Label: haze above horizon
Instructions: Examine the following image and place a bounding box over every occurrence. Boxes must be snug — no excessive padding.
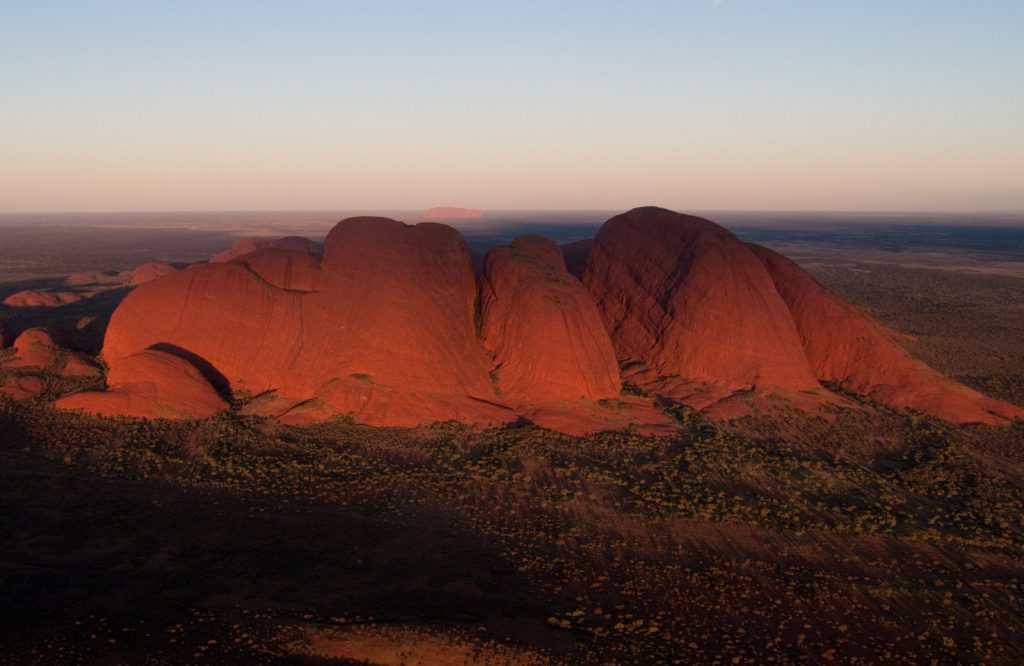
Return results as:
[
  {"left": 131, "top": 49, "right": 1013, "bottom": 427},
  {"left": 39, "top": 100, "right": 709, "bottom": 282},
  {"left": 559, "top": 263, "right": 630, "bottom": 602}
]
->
[{"left": 2, "top": 1, "right": 1022, "bottom": 214}]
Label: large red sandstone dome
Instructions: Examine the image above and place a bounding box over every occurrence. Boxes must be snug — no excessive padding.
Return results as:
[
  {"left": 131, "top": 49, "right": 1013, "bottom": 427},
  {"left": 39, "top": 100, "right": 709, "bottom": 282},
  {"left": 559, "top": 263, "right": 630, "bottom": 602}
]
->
[
  {"left": 91, "top": 218, "right": 514, "bottom": 426},
  {"left": 58, "top": 208, "right": 1022, "bottom": 429},
  {"left": 582, "top": 207, "right": 820, "bottom": 410}
]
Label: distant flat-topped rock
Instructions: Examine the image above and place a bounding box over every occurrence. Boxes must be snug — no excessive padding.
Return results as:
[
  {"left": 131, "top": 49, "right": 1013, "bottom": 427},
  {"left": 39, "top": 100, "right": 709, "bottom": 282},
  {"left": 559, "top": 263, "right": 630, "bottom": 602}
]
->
[{"left": 422, "top": 206, "right": 483, "bottom": 220}]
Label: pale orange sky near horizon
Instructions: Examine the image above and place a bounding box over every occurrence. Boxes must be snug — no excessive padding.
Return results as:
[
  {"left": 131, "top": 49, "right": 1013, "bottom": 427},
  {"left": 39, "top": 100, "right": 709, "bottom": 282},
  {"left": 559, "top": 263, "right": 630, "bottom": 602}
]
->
[{"left": 2, "top": 2, "right": 1022, "bottom": 214}]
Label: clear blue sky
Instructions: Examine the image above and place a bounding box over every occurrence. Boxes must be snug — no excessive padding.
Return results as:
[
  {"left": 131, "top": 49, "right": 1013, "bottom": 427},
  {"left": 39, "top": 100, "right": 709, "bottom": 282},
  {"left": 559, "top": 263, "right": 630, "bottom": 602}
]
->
[{"left": 1, "top": 1, "right": 1022, "bottom": 212}]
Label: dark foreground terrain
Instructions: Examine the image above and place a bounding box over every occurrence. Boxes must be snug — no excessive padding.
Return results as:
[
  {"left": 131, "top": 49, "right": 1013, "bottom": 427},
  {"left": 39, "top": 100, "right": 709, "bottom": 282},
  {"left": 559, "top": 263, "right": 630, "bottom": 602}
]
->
[
  {"left": 2, "top": 387, "right": 1024, "bottom": 664},
  {"left": 1, "top": 213, "right": 1023, "bottom": 664}
]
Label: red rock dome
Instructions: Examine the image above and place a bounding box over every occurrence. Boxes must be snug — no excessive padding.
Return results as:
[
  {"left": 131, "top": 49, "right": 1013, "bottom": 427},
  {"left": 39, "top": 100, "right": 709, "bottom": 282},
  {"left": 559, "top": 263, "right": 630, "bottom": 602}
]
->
[
  {"left": 480, "top": 235, "right": 674, "bottom": 434},
  {"left": 67, "top": 208, "right": 1021, "bottom": 430},
  {"left": 97, "top": 217, "right": 514, "bottom": 427},
  {"left": 5, "top": 328, "right": 61, "bottom": 369},
  {"left": 582, "top": 207, "right": 820, "bottom": 410},
  {"left": 480, "top": 236, "right": 619, "bottom": 405},
  {"left": 230, "top": 248, "right": 322, "bottom": 292},
  {"left": 56, "top": 349, "right": 227, "bottom": 419}
]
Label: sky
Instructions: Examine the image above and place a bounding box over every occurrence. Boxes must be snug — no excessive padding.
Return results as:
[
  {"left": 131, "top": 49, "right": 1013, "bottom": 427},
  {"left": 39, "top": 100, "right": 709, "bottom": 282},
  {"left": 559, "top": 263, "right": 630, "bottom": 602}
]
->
[{"left": 1, "top": 1, "right": 1022, "bottom": 213}]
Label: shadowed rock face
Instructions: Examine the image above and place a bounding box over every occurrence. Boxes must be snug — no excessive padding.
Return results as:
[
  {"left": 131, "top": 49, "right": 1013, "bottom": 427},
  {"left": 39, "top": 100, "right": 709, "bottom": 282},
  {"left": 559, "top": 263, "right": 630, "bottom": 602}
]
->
[
  {"left": 67, "top": 208, "right": 1022, "bottom": 430},
  {"left": 582, "top": 207, "right": 821, "bottom": 409},
  {"left": 750, "top": 244, "right": 1024, "bottom": 424},
  {"left": 559, "top": 239, "right": 593, "bottom": 279},
  {"left": 480, "top": 236, "right": 621, "bottom": 406}
]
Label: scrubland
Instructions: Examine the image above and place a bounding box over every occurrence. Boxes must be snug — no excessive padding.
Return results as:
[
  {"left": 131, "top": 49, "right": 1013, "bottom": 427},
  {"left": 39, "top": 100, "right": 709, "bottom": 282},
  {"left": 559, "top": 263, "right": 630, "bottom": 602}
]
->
[{"left": 2, "top": 388, "right": 1023, "bottom": 663}]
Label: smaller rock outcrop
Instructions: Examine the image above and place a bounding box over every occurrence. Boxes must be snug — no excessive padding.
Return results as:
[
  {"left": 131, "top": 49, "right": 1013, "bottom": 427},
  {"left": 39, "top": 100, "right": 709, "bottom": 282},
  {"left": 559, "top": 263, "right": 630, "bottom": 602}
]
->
[
  {"left": 56, "top": 349, "right": 228, "bottom": 420},
  {"left": 1, "top": 327, "right": 100, "bottom": 376},
  {"left": 4, "top": 328, "right": 62, "bottom": 369},
  {"left": 210, "top": 236, "right": 322, "bottom": 263},
  {"left": 0, "top": 376, "right": 46, "bottom": 400},
  {"left": 122, "top": 262, "right": 178, "bottom": 286},
  {"left": 65, "top": 262, "right": 177, "bottom": 288},
  {"left": 3, "top": 290, "right": 83, "bottom": 308}
]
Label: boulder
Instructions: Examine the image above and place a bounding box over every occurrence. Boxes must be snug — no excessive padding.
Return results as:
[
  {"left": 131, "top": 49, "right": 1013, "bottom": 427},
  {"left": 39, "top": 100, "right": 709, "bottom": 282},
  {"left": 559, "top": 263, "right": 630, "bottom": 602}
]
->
[{"left": 56, "top": 349, "right": 227, "bottom": 420}]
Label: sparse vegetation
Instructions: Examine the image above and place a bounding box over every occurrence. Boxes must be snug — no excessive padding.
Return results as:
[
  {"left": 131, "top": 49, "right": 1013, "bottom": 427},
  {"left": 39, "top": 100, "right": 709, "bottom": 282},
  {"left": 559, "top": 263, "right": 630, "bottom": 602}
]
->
[{"left": 2, "top": 388, "right": 1023, "bottom": 663}]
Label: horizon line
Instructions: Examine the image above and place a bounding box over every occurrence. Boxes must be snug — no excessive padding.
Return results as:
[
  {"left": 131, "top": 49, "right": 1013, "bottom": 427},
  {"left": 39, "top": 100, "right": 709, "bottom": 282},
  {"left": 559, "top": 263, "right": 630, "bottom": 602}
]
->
[{"left": 3, "top": 207, "right": 1024, "bottom": 217}]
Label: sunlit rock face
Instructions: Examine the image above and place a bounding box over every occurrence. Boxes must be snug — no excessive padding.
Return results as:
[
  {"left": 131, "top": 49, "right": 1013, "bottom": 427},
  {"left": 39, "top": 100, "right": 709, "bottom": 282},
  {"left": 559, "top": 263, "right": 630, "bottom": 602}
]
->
[
  {"left": 5, "top": 328, "right": 63, "bottom": 369},
  {"left": 750, "top": 244, "right": 1024, "bottom": 424},
  {"left": 56, "top": 349, "right": 228, "bottom": 419},
  {"left": 481, "top": 235, "right": 620, "bottom": 405},
  {"left": 97, "top": 217, "right": 514, "bottom": 427},
  {"left": 64, "top": 208, "right": 1022, "bottom": 429}
]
